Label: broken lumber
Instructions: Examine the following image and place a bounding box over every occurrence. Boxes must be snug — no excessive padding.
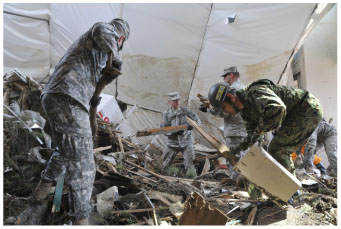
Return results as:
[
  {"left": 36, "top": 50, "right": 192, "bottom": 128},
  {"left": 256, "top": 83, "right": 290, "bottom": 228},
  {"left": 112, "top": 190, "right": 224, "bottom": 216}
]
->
[
  {"left": 179, "top": 192, "right": 228, "bottom": 225},
  {"left": 123, "top": 160, "right": 171, "bottom": 183},
  {"left": 94, "top": 145, "right": 112, "bottom": 153},
  {"left": 136, "top": 125, "right": 187, "bottom": 137},
  {"left": 246, "top": 206, "right": 257, "bottom": 225},
  {"left": 186, "top": 117, "right": 238, "bottom": 165},
  {"left": 111, "top": 208, "right": 155, "bottom": 214}
]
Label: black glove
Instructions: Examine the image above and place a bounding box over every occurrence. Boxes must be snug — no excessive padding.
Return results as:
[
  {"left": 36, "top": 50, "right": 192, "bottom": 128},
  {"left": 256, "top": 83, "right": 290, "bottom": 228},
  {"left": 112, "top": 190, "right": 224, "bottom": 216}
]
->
[
  {"left": 112, "top": 60, "right": 122, "bottom": 71},
  {"left": 187, "top": 124, "right": 193, "bottom": 130},
  {"left": 199, "top": 105, "right": 208, "bottom": 112},
  {"left": 90, "top": 96, "right": 102, "bottom": 107},
  {"left": 229, "top": 146, "right": 240, "bottom": 155},
  {"left": 101, "top": 66, "right": 122, "bottom": 84}
]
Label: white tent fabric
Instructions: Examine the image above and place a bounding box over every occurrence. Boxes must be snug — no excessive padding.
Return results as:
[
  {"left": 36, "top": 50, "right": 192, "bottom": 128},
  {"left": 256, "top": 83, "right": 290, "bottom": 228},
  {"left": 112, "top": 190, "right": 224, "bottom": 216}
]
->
[
  {"left": 5, "top": 3, "right": 331, "bottom": 146},
  {"left": 3, "top": 3, "right": 316, "bottom": 112},
  {"left": 3, "top": 3, "right": 50, "bottom": 79}
]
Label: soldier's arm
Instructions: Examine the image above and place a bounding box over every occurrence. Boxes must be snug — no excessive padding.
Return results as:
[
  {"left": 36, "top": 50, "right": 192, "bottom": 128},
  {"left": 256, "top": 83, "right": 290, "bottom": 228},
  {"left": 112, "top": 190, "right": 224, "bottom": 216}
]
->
[
  {"left": 250, "top": 86, "right": 286, "bottom": 133},
  {"left": 91, "top": 23, "right": 121, "bottom": 67},
  {"left": 185, "top": 108, "right": 201, "bottom": 125},
  {"left": 236, "top": 122, "right": 263, "bottom": 151},
  {"left": 209, "top": 107, "right": 231, "bottom": 119}
]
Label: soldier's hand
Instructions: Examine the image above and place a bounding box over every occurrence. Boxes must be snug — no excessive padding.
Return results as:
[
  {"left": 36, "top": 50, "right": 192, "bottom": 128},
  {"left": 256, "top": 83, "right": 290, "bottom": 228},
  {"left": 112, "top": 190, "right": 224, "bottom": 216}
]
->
[
  {"left": 199, "top": 105, "right": 208, "bottom": 112},
  {"left": 187, "top": 124, "right": 193, "bottom": 130},
  {"left": 177, "top": 130, "right": 185, "bottom": 135},
  {"left": 229, "top": 146, "right": 240, "bottom": 155},
  {"left": 90, "top": 96, "right": 102, "bottom": 107},
  {"left": 102, "top": 66, "right": 122, "bottom": 84}
]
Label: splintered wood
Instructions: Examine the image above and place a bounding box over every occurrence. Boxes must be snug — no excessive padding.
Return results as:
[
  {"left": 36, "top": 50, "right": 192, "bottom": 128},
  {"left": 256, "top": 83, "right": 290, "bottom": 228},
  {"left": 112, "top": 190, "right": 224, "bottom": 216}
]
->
[
  {"left": 179, "top": 192, "right": 227, "bottom": 225},
  {"left": 136, "top": 125, "right": 187, "bottom": 137},
  {"left": 186, "top": 117, "right": 238, "bottom": 165}
]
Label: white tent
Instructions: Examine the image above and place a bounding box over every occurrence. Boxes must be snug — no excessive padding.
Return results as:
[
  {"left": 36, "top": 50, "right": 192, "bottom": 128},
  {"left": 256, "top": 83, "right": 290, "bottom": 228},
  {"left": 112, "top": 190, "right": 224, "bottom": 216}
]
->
[{"left": 3, "top": 3, "right": 337, "bottom": 149}]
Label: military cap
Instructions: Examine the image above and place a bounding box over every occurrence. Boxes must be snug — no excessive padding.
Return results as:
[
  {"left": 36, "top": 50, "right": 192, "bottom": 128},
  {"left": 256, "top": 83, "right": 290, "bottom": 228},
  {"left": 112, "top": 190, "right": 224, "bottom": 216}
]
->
[
  {"left": 221, "top": 66, "right": 238, "bottom": 77},
  {"left": 168, "top": 92, "right": 181, "bottom": 101}
]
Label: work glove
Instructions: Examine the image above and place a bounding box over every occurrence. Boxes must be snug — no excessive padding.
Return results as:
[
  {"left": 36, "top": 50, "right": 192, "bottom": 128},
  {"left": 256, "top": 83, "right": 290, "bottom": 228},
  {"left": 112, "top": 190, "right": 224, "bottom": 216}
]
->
[
  {"left": 90, "top": 96, "right": 102, "bottom": 107},
  {"left": 101, "top": 66, "right": 122, "bottom": 85},
  {"left": 199, "top": 104, "right": 208, "bottom": 112},
  {"left": 112, "top": 59, "right": 122, "bottom": 71},
  {"left": 229, "top": 145, "right": 241, "bottom": 156},
  {"left": 187, "top": 124, "right": 193, "bottom": 130},
  {"left": 176, "top": 130, "right": 185, "bottom": 135}
]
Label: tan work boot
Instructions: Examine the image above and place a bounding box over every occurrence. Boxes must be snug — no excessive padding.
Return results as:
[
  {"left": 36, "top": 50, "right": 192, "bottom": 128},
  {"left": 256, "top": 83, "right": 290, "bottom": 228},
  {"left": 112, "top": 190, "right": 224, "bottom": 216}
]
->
[
  {"left": 32, "top": 180, "right": 52, "bottom": 202},
  {"left": 73, "top": 218, "right": 89, "bottom": 225}
]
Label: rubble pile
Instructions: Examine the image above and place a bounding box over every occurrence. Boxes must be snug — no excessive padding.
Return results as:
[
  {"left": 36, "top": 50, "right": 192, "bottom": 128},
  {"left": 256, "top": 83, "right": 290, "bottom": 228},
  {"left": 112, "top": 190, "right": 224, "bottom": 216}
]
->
[{"left": 3, "top": 70, "right": 338, "bottom": 226}]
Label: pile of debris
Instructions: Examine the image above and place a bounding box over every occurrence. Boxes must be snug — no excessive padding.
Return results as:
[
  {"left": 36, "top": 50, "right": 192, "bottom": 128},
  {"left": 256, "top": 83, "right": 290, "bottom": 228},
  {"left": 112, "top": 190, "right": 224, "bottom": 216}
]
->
[{"left": 3, "top": 69, "right": 337, "bottom": 226}]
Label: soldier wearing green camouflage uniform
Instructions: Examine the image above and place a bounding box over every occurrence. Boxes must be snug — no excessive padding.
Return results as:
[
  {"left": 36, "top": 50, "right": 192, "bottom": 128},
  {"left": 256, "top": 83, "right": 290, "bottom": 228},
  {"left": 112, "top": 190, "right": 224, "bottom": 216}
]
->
[
  {"left": 161, "top": 92, "right": 201, "bottom": 178},
  {"left": 302, "top": 118, "right": 337, "bottom": 176},
  {"left": 33, "top": 18, "right": 130, "bottom": 225},
  {"left": 208, "top": 79, "right": 323, "bottom": 174}
]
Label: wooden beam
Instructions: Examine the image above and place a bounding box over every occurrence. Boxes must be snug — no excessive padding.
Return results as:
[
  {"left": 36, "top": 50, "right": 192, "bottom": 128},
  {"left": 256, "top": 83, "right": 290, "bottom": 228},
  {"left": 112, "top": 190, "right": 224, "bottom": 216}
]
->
[
  {"left": 123, "top": 160, "right": 172, "bottom": 183},
  {"left": 186, "top": 117, "right": 238, "bottom": 166},
  {"left": 136, "top": 125, "right": 187, "bottom": 137},
  {"left": 93, "top": 145, "right": 112, "bottom": 153}
]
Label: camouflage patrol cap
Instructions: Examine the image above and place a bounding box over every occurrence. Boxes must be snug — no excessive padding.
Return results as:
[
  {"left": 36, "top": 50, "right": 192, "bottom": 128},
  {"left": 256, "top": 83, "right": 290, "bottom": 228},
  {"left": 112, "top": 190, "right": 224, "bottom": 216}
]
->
[
  {"left": 221, "top": 66, "right": 238, "bottom": 77},
  {"left": 110, "top": 18, "right": 130, "bottom": 40},
  {"left": 168, "top": 92, "right": 181, "bottom": 101}
]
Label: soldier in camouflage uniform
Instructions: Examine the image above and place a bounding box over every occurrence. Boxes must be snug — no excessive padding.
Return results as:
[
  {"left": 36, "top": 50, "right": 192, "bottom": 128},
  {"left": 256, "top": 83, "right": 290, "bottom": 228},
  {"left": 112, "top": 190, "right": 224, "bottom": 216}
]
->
[
  {"left": 200, "top": 66, "right": 247, "bottom": 169},
  {"left": 302, "top": 118, "right": 337, "bottom": 176},
  {"left": 208, "top": 79, "right": 323, "bottom": 174},
  {"left": 32, "top": 18, "right": 130, "bottom": 225},
  {"left": 161, "top": 92, "right": 201, "bottom": 179}
]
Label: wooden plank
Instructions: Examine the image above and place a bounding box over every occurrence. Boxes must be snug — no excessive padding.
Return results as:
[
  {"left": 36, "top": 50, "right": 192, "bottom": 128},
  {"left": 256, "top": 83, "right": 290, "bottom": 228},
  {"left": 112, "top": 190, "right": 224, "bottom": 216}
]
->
[
  {"left": 123, "top": 160, "right": 172, "bottom": 183},
  {"left": 111, "top": 208, "right": 154, "bottom": 214},
  {"left": 117, "top": 135, "right": 125, "bottom": 153},
  {"left": 200, "top": 157, "right": 210, "bottom": 175},
  {"left": 246, "top": 206, "right": 257, "bottom": 225},
  {"left": 136, "top": 125, "right": 187, "bottom": 137},
  {"left": 186, "top": 117, "right": 238, "bottom": 166},
  {"left": 93, "top": 145, "right": 112, "bottom": 153}
]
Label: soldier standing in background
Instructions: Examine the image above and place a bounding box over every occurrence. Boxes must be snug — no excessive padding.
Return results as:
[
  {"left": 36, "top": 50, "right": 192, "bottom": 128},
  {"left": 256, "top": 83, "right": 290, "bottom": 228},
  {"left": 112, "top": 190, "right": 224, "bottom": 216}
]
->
[
  {"left": 161, "top": 92, "right": 201, "bottom": 179},
  {"left": 32, "top": 18, "right": 130, "bottom": 225},
  {"left": 199, "top": 66, "right": 247, "bottom": 173},
  {"left": 302, "top": 118, "right": 337, "bottom": 177}
]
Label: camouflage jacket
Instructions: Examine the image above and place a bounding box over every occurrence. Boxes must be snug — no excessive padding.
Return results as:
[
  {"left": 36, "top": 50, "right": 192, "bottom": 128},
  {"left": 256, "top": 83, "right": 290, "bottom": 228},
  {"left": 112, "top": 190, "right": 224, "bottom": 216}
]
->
[
  {"left": 236, "top": 79, "right": 322, "bottom": 151},
  {"left": 161, "top": 106, "right": 201, "bottom": 147},
  {"left": 209, "top": 79, "right": 247, "bottom": 137},
  {"left": 42, "top": 22, "right": 122, "bottom": 112}
]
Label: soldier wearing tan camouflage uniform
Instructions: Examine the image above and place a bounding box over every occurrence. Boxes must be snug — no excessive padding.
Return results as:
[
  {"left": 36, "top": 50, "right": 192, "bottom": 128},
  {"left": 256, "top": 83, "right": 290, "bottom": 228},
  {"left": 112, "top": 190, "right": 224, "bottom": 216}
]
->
[
  {"left": 302, "top": 118, "right": 337, "bottom": 176},
  {"left": 161, "top": 92, "right": 201, "bottom": 178},
  {"left": 33, "top": 18, "right": 130, "bottom": 225},
  {"left": 200, "top": 66, "right": 247, "bottom": 169},
  {"left": 208, "top": 79, "right": 323, "bottom": 174}
]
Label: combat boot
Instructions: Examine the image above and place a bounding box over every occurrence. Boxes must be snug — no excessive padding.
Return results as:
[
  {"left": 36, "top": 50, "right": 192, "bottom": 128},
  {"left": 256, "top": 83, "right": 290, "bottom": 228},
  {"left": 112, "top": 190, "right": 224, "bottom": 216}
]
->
[
  {"left": 32, "top": 180, "right": 53, "bottom": 202},
  {"left": 73, "top": 218, "right": 89, "bottom": 225}
]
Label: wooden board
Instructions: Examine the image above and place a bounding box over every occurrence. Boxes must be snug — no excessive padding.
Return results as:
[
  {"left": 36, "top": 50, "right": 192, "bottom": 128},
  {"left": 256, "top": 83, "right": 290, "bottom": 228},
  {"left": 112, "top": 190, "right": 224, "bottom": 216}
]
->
[
  {"left": 136, "top": 125, "right": 187, "bottom": 137},
  {"left": 186, "top": 117, "right": 238, "bottom": 165}
]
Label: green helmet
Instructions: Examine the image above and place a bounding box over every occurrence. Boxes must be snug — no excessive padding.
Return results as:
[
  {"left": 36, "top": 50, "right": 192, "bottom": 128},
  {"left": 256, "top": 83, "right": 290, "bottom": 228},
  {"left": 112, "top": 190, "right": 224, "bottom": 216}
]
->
[
  {"left": 208, "top": 82, "right": 236, "bottom": 111},
  {"left": 111, "top": 18, "right": 130, "bottom": 40}
]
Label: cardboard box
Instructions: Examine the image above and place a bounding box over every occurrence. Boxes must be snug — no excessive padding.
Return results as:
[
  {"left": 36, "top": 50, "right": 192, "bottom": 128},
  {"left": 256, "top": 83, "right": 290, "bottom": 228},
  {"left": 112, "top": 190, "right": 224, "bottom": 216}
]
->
[{"left": 234, "top": 144, "right": 301, "bottom": 202}]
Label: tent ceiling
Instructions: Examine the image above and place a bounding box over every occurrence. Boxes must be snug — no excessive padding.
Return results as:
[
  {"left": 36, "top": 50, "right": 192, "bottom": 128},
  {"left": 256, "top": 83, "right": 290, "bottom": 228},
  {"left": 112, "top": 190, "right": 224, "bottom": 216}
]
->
[{"left": 3, "top": 3, "right": 317, "bottom": 113}]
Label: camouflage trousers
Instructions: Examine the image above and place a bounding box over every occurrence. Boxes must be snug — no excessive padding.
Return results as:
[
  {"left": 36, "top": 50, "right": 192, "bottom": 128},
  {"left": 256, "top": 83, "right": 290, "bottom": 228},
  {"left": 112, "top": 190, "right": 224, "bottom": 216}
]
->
[
  {"left": 41, "top": 94, "right": 95, "bottom": 220},
  {"left": 161, "top": 144, "right": 195, "bottom": 173},
  {"left": 268, "top": 96, "right": 323, "bottom": 174},
  {"left": 303, "top": 131, "right": 337, "bottom": 171}
]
